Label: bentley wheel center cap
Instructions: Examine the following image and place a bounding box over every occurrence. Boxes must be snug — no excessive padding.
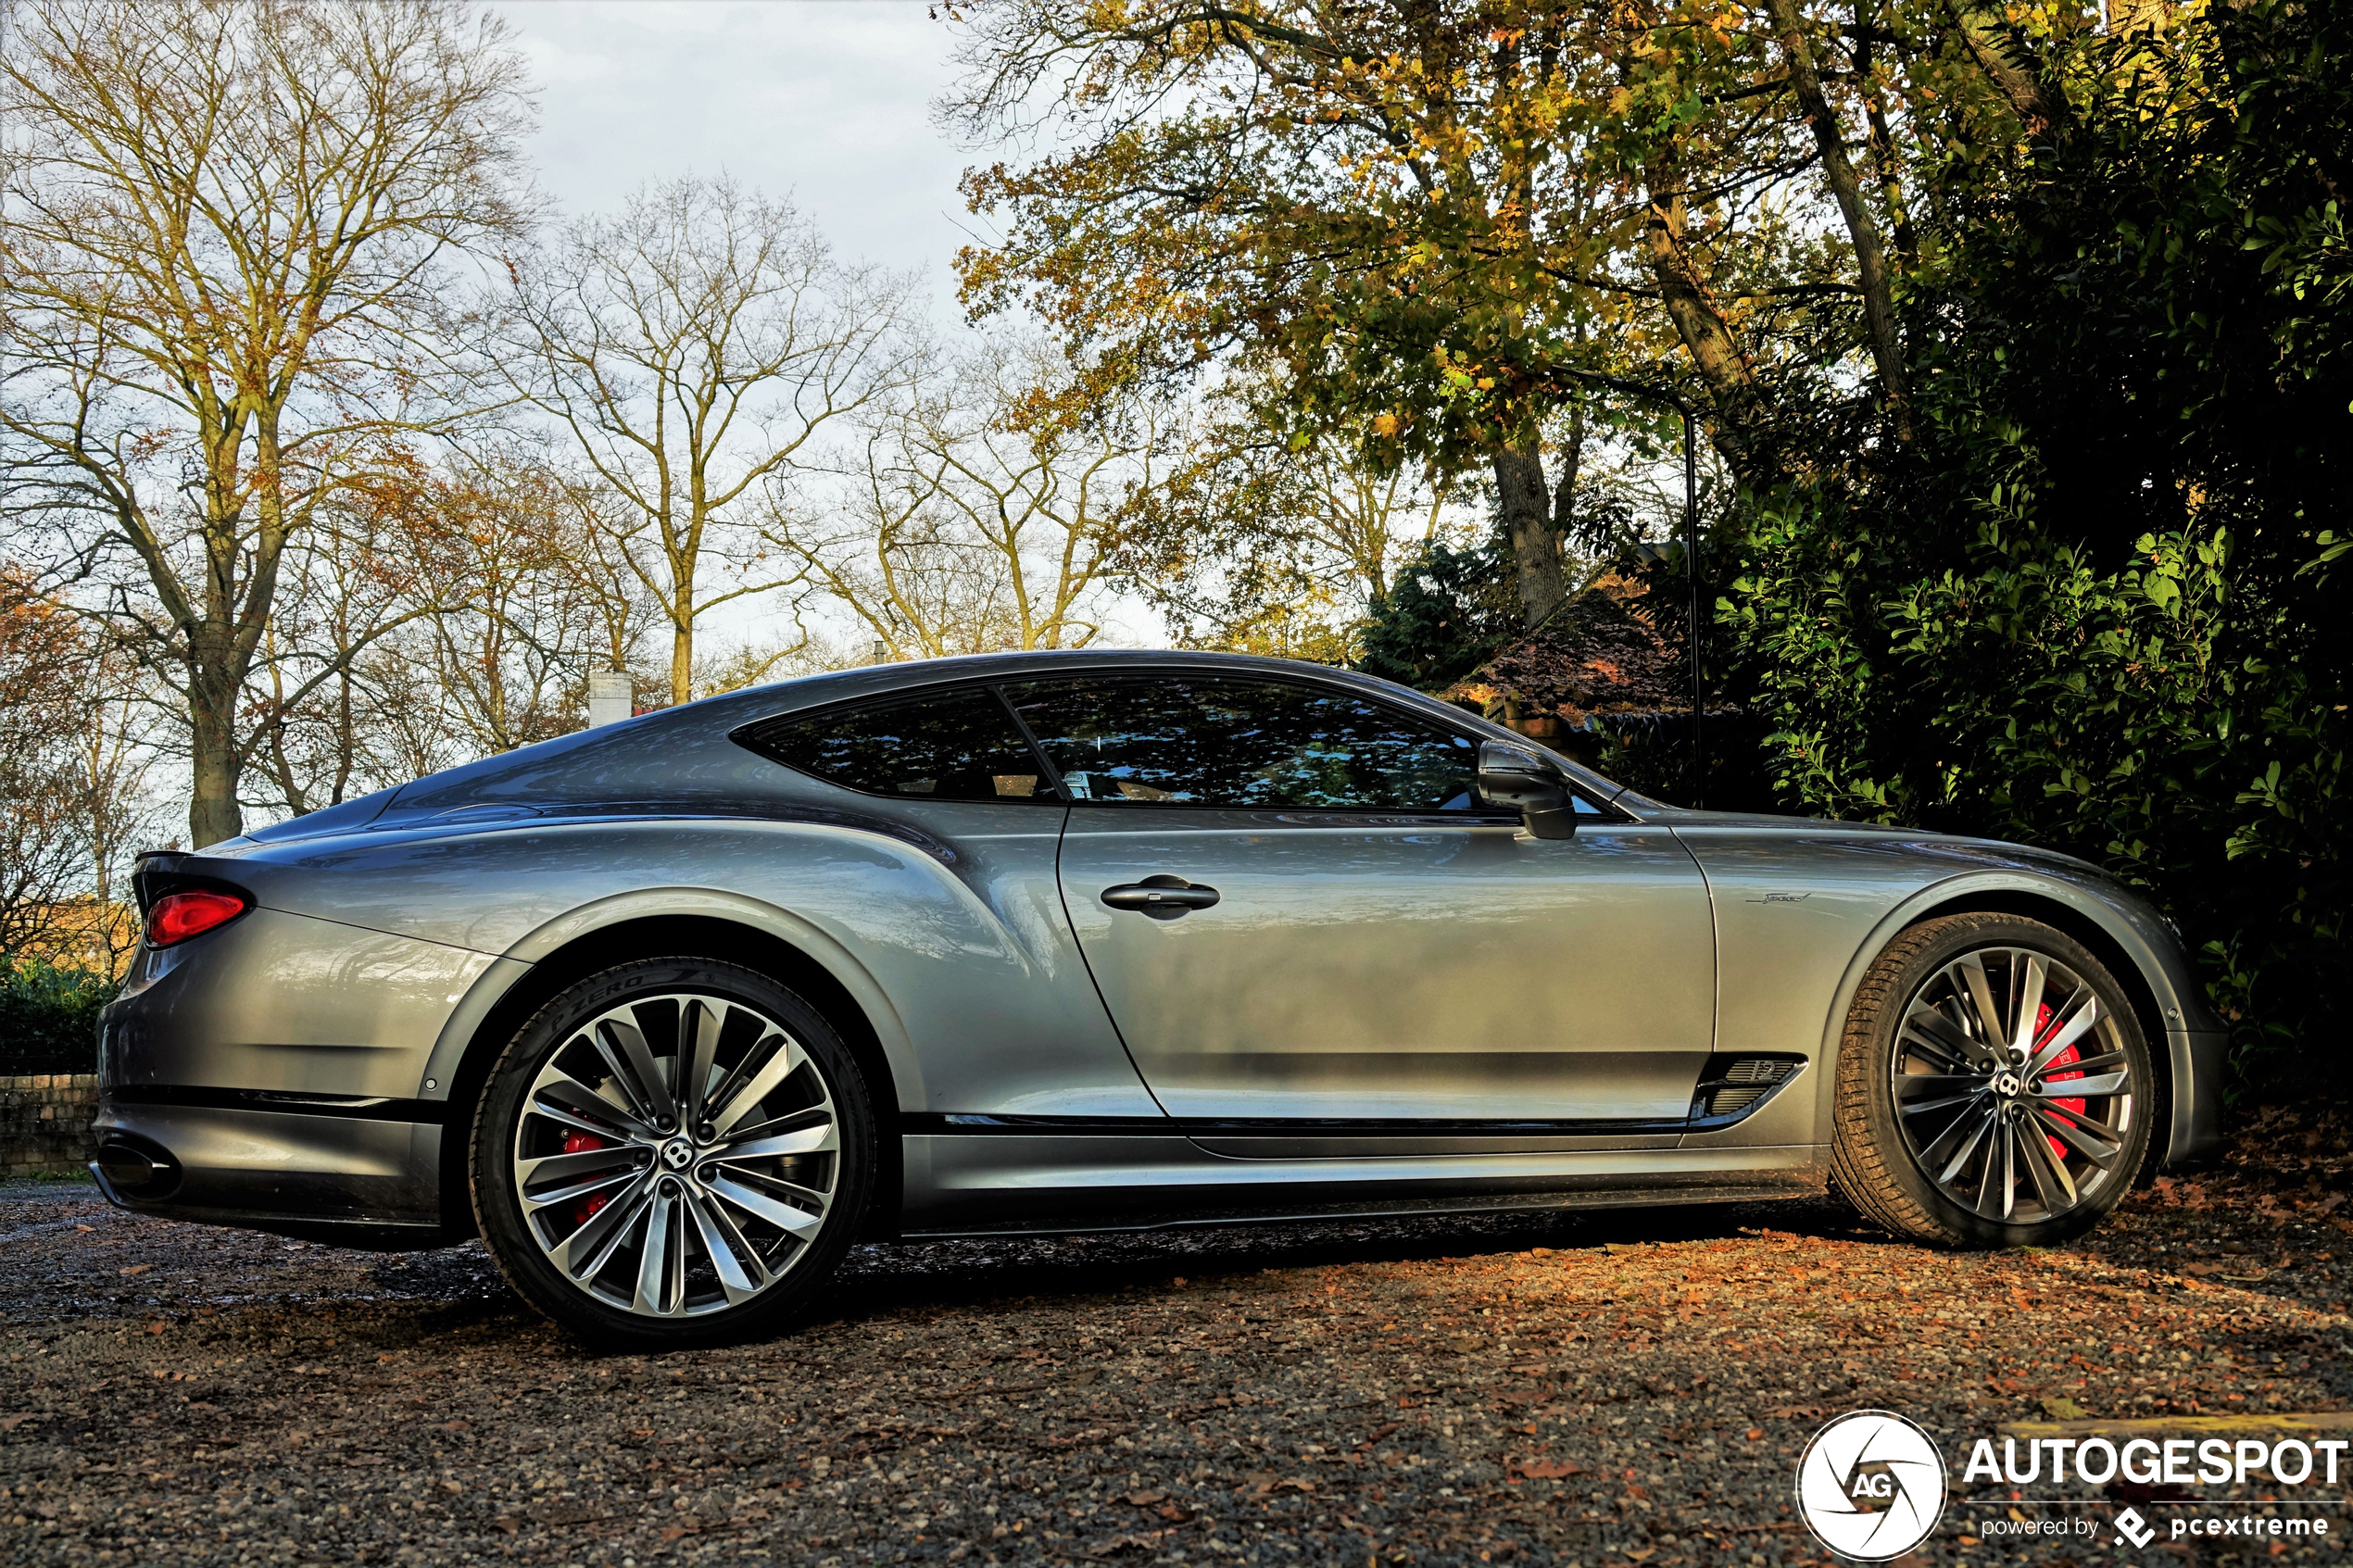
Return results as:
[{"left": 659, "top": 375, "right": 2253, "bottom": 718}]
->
[
  {"left": 661, "top": 1137, "right": 696, "bottom": 1172},
  {"left": 1994, "top": 1071, "right": 2022, "bottom": 1098}
]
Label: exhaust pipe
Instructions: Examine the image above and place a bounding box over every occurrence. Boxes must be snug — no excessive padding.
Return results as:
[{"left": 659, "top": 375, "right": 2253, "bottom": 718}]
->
[{"left": 93, "top": 1136, "right": 182, "bottom": 1200}]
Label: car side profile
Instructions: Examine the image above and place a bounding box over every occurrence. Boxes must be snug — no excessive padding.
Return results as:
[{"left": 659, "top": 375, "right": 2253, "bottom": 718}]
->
[{"left": 93, "top": 651, "right": 2225, "bottom": 1345}]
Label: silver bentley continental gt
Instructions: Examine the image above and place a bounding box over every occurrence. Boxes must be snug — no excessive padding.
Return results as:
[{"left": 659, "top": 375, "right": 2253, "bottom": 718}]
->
[{"left": 94, "top": 652, "right": 2226, "bottom": 1345}]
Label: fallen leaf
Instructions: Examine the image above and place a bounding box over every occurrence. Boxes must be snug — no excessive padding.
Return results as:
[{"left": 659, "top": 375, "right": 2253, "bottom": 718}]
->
[
  {"left": 1516, "top": 1459, "right": 1585, "bottom": 1479},
  {"left": 2039, "top": 1397, "right": 2087, "bottom": 1421}
]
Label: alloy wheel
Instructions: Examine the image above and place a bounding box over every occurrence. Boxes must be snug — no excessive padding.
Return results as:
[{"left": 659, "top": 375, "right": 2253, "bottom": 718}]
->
[
  {"left": 1889, "top": 946, "right": 2139, "bottom": 1224},
  {"left": 509, "top": 992, "right": 839, "bottom": 1317}
]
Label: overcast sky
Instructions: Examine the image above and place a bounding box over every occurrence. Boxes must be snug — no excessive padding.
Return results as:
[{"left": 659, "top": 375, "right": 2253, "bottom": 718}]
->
[{"left": 498, "top": 1, "right": 981, "bottom": 320}]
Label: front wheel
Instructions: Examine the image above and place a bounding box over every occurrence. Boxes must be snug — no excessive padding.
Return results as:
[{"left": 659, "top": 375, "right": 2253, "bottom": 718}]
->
[
  {"left": 470, "top": 958, "right": 875, "bottom": 1347},
  {"left": 1831, "top": 913, "right": 2156, "bottom": 1248}
]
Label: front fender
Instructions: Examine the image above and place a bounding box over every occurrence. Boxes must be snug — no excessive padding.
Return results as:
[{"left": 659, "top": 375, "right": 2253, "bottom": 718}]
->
[{"left": 1808, "top": 869, "right": 2223, "bottom": 1170}]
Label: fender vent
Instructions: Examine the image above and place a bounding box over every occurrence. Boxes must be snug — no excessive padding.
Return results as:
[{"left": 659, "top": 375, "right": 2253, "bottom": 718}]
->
[{"left": 1690, "top": 1056, "right": 1806, "bottom": 1126}]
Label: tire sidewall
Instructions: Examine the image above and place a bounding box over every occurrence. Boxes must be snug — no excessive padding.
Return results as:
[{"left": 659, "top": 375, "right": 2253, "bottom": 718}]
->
[
  {"left": 470, "top": 957, "right": 875, "bottom": 1348},
  {"left": 1850, "top": 917, "right": 2155, "bottom": 1248}
]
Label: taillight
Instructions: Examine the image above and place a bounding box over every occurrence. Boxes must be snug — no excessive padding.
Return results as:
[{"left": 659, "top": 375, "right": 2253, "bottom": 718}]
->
[{"left": 145, "top": 888, "right": 250, "bottom": 947}]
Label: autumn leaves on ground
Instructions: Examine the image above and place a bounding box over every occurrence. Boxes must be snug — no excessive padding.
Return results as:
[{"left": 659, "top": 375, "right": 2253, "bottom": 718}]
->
[{"left": 4, "top": 1109, "right": 2350, "bottom": 1566}]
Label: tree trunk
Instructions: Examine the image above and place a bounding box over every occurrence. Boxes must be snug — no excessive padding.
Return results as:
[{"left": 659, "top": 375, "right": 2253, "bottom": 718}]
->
[
  {"left": 1854, "top": 0, "right": 1920, "bottom": 274},
  {"left": 1552, "top": 401, "right": 1589, "bottom": 553},
  {"left": 669, "top": 616, "right": 694, "bottom": 709},
  {"left": 187, "top": 669, "right": 243, "bottom": 848},
  {"left": 1764, "top": 0, "right": 1912, "bottom": 439},
  {"left": 1493, "top": 443, "right": 1567, "bottom": 629},
  {"left": 1950, "top": 1, "right": 2070, "bottom": 137},
  {"left": 1642, "top": 156, "right": 1774, "bottom": 486}
]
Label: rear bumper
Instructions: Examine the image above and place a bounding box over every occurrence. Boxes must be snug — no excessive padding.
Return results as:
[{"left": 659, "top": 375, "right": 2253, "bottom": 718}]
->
[
  {"left": 93, "top": 905, "right": 491, "bottom": 1242},
  {"left": 92, "top": 1095, "right": 451, "bottom": 1248}
]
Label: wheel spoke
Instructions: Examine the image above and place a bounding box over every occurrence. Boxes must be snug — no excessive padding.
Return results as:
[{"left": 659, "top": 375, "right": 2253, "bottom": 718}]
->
[
  {"left": 709, "top": 1032, "right": 806, "bottom": 1136},
  {"left": 1931, "top": 1099, "right": 1998, "bottom": 1185},
  {"left": 2016, "top": 1115, "right": 2078, "bottom": 1210},
  {"left": 633, "top": 1191, "right": 681, "bottom": 1315},
  {"left": 2028, "top": 995, "right": 2100, "bottom": 1075},
  {"left": 549, "top": 1177, "right": 652, "bottom": 1280},
  {"left": 1896, "top": 1072, "right": 1984, "bottom": 1099},
  {"left": 1984, "top": 1115, "right": 2018, "bottom": 1220},
  {"left": 517, "top": 1145, "right": 638, "bottom": 1186},
  {"left": 2009, "top": 955, "right": 2047, "bottom": 1058},
  {"left": 683, "top": 1189, "right": 766, "bottom": 1305},
  {"left": 529, "top": 1072, "right": 653, "bottom": 1142},
  {"left": 1900, "top": 1010, "right": 1981, "bottom": 1072},
  {"left": 715, "top": 1121, "right": 838, "bottom": 1161},
  {"left": 519, "top": 1163, "right": 642, "bottom": 1212},
  {"left": 2043, "top": 1071, "right": 2129, "bottom": 1098},
  {"left": 1956, "top": 955, "right": 2008, "bottom": 1053},
  {"left": 678, "top": 1000, "right": 724, "bottom": 1127},
  {"left": 600, "top": 1017, "right": 677, "bottom": 1127},
  {"left": 717, "top": 1104, "right": 831, "bottom": 1146},
  {"left": 2032, "top": 1104, "right": 2123, "bottom": 1168},
  {"left": 709, "top": 1173, "right": 826, "bottom": 1241}
]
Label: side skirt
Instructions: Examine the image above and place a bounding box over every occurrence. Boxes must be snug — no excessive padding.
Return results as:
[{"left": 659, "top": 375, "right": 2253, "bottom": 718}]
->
[{"left": 900, "top": 1132, "right": 1828, "bottom": 1236}]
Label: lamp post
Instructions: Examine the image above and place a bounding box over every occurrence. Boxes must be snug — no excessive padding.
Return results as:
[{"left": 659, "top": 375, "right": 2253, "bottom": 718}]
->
[{"left": 1681, "top": 406, "right": 1703, "bottom": 809}]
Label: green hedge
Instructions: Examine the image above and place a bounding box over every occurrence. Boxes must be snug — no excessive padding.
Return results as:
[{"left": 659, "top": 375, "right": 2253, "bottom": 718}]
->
[{"left": 0, "top": 960, "right": 115, "bottom": 1075}]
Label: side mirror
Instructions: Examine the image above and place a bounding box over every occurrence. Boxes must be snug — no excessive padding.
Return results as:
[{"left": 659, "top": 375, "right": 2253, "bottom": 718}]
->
[{"left": 1477, "top": 740, "right": 1578, "bottom": 839}]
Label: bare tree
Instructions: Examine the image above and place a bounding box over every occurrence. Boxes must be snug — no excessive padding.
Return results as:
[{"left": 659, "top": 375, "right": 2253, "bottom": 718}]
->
[
  {"left": 0, "top": 569, "right": 95, "bottom": 957},
  {"left": 0, "top": 0, "right": 535, "bottom": 846},
  {"left": 769, "top": 337, "right": 1163, "bottom": 658},
  {"left": 0, "top": 567, "right": 163, "bottom": 968},
  {"left": 405, "top": 450, "right": 616, "bottom": 758},
  {"left": 503, "top": 177, "right": 919, "bottom": 708}
]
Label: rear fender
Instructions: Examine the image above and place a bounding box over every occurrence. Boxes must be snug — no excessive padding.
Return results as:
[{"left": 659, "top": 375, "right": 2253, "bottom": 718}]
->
[{"left": 420, "top": 887, "right": 916, "bottom": 1109}]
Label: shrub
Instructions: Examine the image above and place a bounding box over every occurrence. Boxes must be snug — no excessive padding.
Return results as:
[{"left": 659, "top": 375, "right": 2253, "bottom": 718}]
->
[{"left": 0, "top": 959, "right": 115, "bottom": 1075}]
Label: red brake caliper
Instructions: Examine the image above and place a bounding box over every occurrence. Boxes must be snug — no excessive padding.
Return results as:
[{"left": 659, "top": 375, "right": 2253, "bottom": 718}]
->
[
  {"left": 2032, "top": 1001, "right": 2085, "bottom": 1162},
  {"left": 563, "top": 1129, "right": 611, "bottom": 1226}
]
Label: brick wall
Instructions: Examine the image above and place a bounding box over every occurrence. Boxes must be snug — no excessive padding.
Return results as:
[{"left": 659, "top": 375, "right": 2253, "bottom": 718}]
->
[{"left": 0, "top": 1073, "right": 99, "bottom": 1177}]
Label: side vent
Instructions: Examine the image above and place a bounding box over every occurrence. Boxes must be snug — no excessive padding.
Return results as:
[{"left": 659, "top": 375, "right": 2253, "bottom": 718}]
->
[{"left": 1689, "top": 1055, "right": 1806, "bottom": 1127}]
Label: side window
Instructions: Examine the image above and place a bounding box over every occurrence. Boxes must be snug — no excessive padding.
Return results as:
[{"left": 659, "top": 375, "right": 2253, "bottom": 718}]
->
[
  {"left": 1003, "top": 676, "right": 1482, "bottom": 811},
  {"left": 743, "top": 689, "right": 1049, "bottom": 802}
]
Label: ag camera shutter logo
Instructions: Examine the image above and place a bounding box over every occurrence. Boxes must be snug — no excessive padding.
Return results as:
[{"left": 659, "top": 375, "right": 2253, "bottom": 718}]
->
[{"left": 1794, "top": 1410, "right": 1949, "bottom": 1561}]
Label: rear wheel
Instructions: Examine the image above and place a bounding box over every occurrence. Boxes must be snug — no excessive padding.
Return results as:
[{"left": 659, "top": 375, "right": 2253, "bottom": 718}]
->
[
  {"left": 470, "top": 958, "right": 874, "bottom": 1347},
  {"left": 1831, "top": 913, "right": 2155, "bottom": 1248}
]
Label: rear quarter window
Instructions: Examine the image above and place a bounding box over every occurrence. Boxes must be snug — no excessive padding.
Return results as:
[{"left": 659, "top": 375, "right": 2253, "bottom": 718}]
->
[{"left": 738, "top": 689, "right": 1050, "bottom": 802}]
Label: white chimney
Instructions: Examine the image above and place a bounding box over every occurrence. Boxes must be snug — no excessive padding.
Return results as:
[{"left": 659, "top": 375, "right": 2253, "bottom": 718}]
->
[{"left": 586, "top": 671, "right": 633, "bottom": 728}]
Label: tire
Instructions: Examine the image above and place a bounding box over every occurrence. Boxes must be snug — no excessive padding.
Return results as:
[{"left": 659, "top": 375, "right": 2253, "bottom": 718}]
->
[
  {"left": 1830, "top": 913, "right": 2156, "bottom": 1248},
  {"left": 470, "top": 957, "right": 875, "bottom": 1348}
]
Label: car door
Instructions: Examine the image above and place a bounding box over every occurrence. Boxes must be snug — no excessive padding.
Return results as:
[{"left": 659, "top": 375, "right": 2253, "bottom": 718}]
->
[
  {"left": 1009, "top": 671, "right": 1718, "bottom": 1148},
  {"left": 737, "top": 682, "right": 1164, "bottom": 1121}
]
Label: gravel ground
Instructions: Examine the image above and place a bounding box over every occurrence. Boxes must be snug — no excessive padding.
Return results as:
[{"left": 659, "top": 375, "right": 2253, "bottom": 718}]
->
[{"left": 6, "top": 1139, "right": 2353, "bottom": 1567}]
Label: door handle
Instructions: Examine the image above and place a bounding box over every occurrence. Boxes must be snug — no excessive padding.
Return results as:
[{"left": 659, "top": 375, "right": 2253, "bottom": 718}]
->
[{"left": 1100, "top": 876, "right": 1221, "bottom": 919}]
